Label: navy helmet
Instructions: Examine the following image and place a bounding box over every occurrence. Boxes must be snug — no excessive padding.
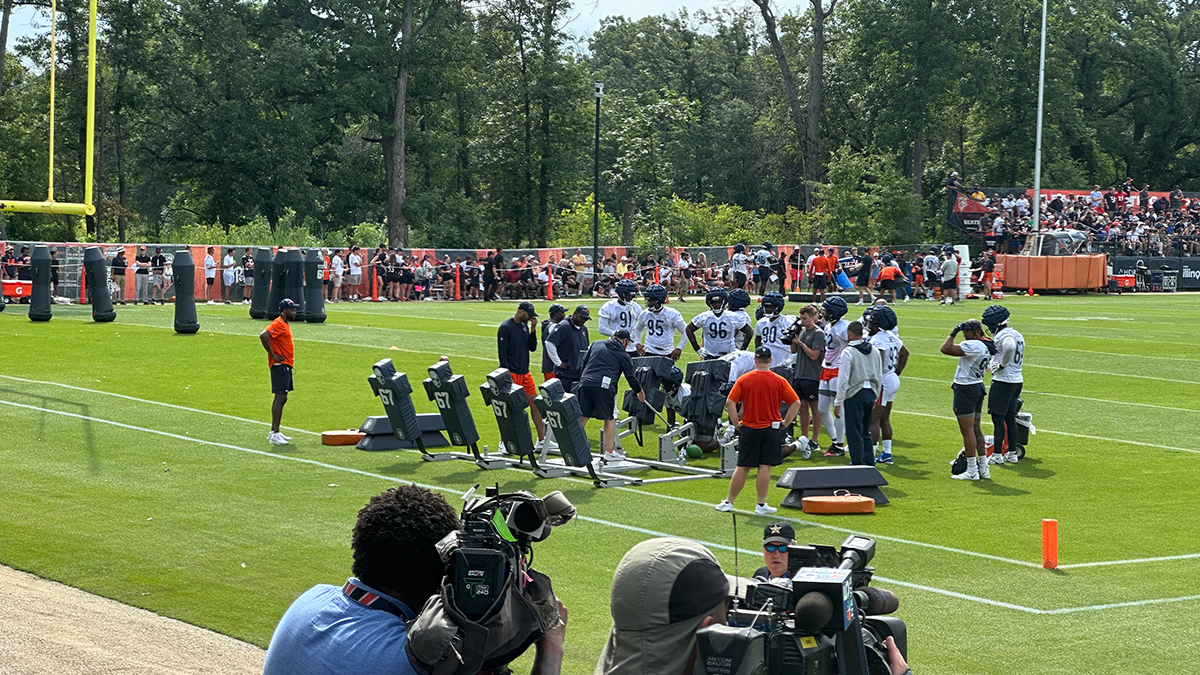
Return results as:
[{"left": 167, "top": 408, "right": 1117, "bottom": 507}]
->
[
  {"left": 982, "top": 304, "right": 1010, "bottom": 333},
  {"left": 615, "top": 278, "right": 638, "bottom": 303},
  {"left": 733, "top": 243, "right": 746, "bottom": 254},
  {"left": 761, "top": 291, "right": 786, "bottom": 316},
  {"left": 644, "top": 283, "right": 668, "bottom": 310},
  {"left": 820, "top": 296, "right": 848, "bottom": 322},
  {"left": 867, "top": 305, "right": 898, "bottom": 332},
  {"left": 728, "top": 288, "right": 752, "bottom": 312},
  {"left": 706, "top": 287, "right": 728, "bottom": 313}
]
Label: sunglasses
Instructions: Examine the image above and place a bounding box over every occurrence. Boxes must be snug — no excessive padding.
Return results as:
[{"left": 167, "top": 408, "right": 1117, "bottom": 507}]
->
[{"left": 764, "top": 544, "right": 789, "bottom": 553}]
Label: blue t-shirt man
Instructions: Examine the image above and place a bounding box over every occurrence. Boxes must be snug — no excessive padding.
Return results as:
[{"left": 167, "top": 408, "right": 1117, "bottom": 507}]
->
[{"left": 262, "top": 578, "right": 422, "bottom": 675}]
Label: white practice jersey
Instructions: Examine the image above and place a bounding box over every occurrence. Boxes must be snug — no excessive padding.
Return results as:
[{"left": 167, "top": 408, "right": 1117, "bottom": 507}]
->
[
  {"left": 721, "top": 350, "right": 757, "bottom": 381},
  {"left": 822, "top": 319, "right": 850, "bottom": 370},
  {"left": 599, "top": 299, "right": 642, "bottom": 350},
  {"left": 870, "top": 330, "right": 904, "bottom": 377},
  {"left": 731, "top": 253, "right": 751, "bottom": 275},
  {"left": 954, "top": 339, "right": 991, "bottom": 385},
  {"left": 692, "top": 310, "right": 750, "bottom": 356},
  {"left": 754, "top": 249, "right": 772, "bottom": 267},
  {"left": 756, "top": 314, "right": 795, "bottom": 368},
  {"left": 989, "top": 327, "right": 1024, "bottom": 383},
  {"left": 635, "top": 306, "right": 688, "bottom": 355}
]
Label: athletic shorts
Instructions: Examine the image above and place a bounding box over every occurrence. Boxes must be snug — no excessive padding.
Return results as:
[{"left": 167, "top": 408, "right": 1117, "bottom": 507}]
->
[
  {"left": 941, "top": 279, "right": 957, "bottom": 290},
  {"left": 924, "top": 275, "right": 938, "bottom": 288},
  {"left": 812, "top": 274, "right": 827, "bottom": 290},
  {"left": 737, "top": 425, "right": 783, "bottom": 467},
  {"left": 794, "top": 378, "right": 819, "bottom": 402},
  {"left": 987, "top": 380, "right": 1023, "bottom": 416},
  {"left": 244, "top": 276, "right": 254, "bottom": 287},
  {"left": 271, "top": 364, "right": 294, "bottom": 394},
  {"left": 856, "top": 275, "right": 871, "bottom": 288},
  {"left": 880, "top": 279, "right": 896, "bottom": 291},
  {"left": 577, "top": 385, "right": 615, "bottom": 420},
  {"left": 349, "top": 274, "right": 362, "bottom": 285},
  {"left": 206, "top": 277, "right": 215, "bottom": 286},
  {"left": 734, "top": 271, "right": 747, "bottom": 287},
  {"left": 952, "top": 382, "right": 985, "bottom": 418},
  {"left": 818, "top": 369, "right": 839, "bottom": 395},
  {"left": 509, "top": 371, "right": 538, "bottom": 397},
  {"left": 543, "top": 372, "right": 555, "bottom": 382},
  {"left": 880, "top": 372, "right": 900, "bottom": 405}
]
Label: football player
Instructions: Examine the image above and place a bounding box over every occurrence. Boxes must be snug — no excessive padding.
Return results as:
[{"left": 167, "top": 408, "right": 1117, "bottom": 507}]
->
[
  {"left": 730, "top": 243, "right": 752, "bottom": 291},
  {"left": 633, "top": 284, "right": 688, "bottom": 361},
  {"left": 687, "top": 288, "right": 752, "bottom": 359},
  {"left": 754, "top": 292, "right": 794, "bottom": 368},
  {"left": 599, "top": 278, "right": 642, "bottom": 352},
  {"left": 727, "top": 288, "right": 754, "bottom": 350},
  {"left": 941, "top": 319, "right": 994, "bottom": 481},
  {"left": 540, "top": 303, "right": 567, "bottom": 381},
  {"left": 983, "top": 305, "right": 1025, "bottom": 465},
  {"left": 817, "top": 296, "right": 850, "bottom": 457},
  {"left": 865, "top": 305, "right": 908, "bottom": 465}
]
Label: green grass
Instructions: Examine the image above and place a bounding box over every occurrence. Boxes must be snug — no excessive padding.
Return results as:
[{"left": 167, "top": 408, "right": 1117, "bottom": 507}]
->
[{"left": 2, "top": 293, "right": 1199, "bottom": 674}]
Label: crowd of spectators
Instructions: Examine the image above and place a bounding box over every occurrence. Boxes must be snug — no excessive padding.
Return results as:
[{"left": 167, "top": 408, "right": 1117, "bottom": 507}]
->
[{"left": 947, "top": 173, "right": 1200, "bottom": 257}]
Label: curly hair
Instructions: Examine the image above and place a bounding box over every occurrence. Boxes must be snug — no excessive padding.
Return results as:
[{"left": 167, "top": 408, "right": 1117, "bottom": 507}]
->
[{"left": 351, "top": 485, "right": 460, "bottom": 598}]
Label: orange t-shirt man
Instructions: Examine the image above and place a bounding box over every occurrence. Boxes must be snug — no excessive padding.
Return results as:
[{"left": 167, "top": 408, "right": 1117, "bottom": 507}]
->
[
  {"left": 261, "top": 299, "right": 297, "bottom": 444},
  {"left": 266, "top": 316, "right": 294, "bottom": 367},
  {"left": 727, "top": 367, "right": 799, "bottom": 429}
]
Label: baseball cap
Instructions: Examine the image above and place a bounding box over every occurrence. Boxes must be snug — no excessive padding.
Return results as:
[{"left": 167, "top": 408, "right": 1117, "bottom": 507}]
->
[
  {"left": 614, "top": 328, "right": 631, "bottom": 340},
  {"left": 596, "top": 538, "right": 729, "bottom": 675},
  {"left": 574, "top": 305, "right": 591, "bottom": 319},
  {"left": 763, "top": 521, "right": 796, "bottom": 546},
  {"left": 754, "top": 346, "right": 772, "bottom": 360},
  {"left": 518, "top": 301, "right": 538, "bottom": 317},
  {"left": 279, "top": 298, "right": 297, "bottom": 310}
]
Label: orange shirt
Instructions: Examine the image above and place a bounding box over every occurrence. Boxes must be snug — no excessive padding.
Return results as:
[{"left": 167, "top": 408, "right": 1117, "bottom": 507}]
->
[
  {"left": 811, "top": 255, "right": 833, "bottom": 276},
  {"left": 877, "top": 266, "right": 901, "bottom": 281},
  {"left": 727, "top": 369, "right": 799, "bottom": 429},
  {"left": 266, "top": 317, "right": 294, "bottom": 367}
]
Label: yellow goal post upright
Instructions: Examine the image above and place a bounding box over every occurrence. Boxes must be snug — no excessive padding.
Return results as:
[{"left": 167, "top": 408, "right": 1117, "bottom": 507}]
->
[{"left": 0, "top": 0, "right": 97, "bottom": 217}]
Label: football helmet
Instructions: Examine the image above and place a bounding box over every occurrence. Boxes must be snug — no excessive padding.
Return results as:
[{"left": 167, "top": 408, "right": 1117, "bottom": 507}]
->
[
  {"left": 615, "top": 278, "right": 638, "bottom": 304},
  {"left": 761, "top": 291, "right": 785, "bottom": 317},
  {"left": 867, "top": 305, "right": 897, "bottom": 332},
  {"left": 819, "top": 296, "right": 848, "bottom": 322},
  {"left": 644, "top": 284, "right": 668, "bottom": 310},
  {"left": 982, "top": 304, "right": 1010, "bottom": 333},
  {"left": 706, "top": 287, "right": 728, "bottom": 313},
  {"left": 733, "top": 243, "right": 746, "bottom": 254},
  {"left": 728, "top": 288, "right": 751, "bottom": 312}
]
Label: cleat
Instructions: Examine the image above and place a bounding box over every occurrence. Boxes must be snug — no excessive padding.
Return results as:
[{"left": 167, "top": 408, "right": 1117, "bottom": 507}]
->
[
  {"left": 755, "top": 503, "right": 778, "bottom": 515},
  {"left": 801, "top": 438, "right": 813, "bottom": 460},
  {"left": 952, "top": 469, "right": 979, "bottom": 481},
  {"left": 989, "top": 453, "right": 1005, "bottom": 465},
  {"left": 877, "top": 451, "right": 893, "bottom": 464},
  {"left": 1004, "top": 450, "right": 1020, "bottom": 464},
  {"left": 268, "top": 432, "right": 289, "bottom": 446},
  {"left": 977, "top": 460, "right": 991, "bottom": 479},
  {"left": 823, "top": 442, "right": 846, "bottom": 457},
  {"left": 715, "top": 500, "right": 733, "bottom": 512}
]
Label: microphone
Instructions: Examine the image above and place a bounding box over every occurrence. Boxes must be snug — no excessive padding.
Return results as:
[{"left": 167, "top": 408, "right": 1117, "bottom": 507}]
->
[
  {"left": 853, "top": 586, "right": 900, "bottom": 615},
  {"left": 792, "top": 591, "right": 834, "bottom": 632}
]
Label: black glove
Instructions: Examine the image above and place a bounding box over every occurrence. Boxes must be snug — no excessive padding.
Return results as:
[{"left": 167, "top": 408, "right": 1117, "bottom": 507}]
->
[{"left": 950, "top": 324, "right": 963, "bottom": 338}]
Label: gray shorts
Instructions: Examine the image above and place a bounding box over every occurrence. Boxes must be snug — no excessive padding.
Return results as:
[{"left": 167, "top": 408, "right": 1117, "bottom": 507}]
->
[{"left": 348, "top": 274, "right": 361, "bottom": 285}]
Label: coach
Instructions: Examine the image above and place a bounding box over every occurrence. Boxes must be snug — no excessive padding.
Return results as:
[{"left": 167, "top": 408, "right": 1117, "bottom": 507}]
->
[
  {"left": 577, "top": 329, "right": 645, "bottom": 461},
  {"left": 715, "top": 346, "right": 800, "bottom": 515},
  {"left": 834, "top": 321, "right": 883, "bottom": 466},
  {"left": 498, "top": 301, "right": 546, "bottom": 444},
  {"left": 545, "top": 305, "right": 591, "bottom": 392}
]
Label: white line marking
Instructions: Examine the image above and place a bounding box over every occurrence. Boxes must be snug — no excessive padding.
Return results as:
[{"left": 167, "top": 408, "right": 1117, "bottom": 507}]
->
[
  {"left": 7, "top": 399, "right": 1199, "bottom": 615},
  {"left": 905, "top": 351, "right": 1200, "bottom": 385},
  {"left": 902, "top": 376, "right": 1200, "bottom": 414},
  {"left": 1057, "top": 553, "right": 1200, "bottom": 569},
  {"left": 0, "top": 374, "right": 320, "bottom": 436}
]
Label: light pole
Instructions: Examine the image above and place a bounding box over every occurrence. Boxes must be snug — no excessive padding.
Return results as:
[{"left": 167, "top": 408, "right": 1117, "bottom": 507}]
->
[
  {"left": 1031, "top": 0, "right": 1048, "bottom": 243},
  {"left": 593, "top": 82, "right": 604, "bottom": 287}
]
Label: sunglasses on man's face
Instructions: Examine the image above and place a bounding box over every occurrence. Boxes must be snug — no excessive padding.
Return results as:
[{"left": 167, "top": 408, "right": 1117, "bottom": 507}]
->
[{"left": 764, "top": 544, "right": 789, "bottom": 553}]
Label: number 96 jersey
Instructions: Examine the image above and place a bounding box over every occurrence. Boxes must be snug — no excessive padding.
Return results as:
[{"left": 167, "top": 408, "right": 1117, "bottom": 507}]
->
[{"left": 691, "top": 310, "right": 749, "bottom": 357}]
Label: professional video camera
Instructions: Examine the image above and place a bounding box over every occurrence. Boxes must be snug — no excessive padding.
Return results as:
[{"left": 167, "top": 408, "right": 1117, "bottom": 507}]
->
[
  {"left": 407, "top": 485, "right": 576, "bottom": 675},
  {"left": 696, "top": 535, "right": 907, "bottom": 675}
]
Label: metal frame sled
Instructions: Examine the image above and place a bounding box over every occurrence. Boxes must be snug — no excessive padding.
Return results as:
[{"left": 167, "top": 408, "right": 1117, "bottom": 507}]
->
[
  {"left": 532, "top": 378, "right": 649, "bottom": 487},
  {"left": 369, "top": 359, "right": 473, "bottom": 462}
]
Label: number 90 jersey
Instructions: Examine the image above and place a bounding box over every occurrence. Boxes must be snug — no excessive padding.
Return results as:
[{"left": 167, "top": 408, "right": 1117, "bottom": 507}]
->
[
  {"left": 755, "top": 314, "right": 795, "bottom": 368},
  {"left": 692, "top": 310, "right": 750, "bottom": 357},
  {"left": 599, "top": 299, "right": 642, "bottom": 351}
]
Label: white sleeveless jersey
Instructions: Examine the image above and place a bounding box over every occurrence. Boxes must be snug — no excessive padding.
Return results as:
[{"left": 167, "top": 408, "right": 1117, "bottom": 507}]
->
[
  {"left": 870, "top": 330, "right": 904, "bottom": 377},
  {"left": 989, "top": 327, "right": 1024, "bottom": 383},
  {"left": 955, "top": 340, "right": 991, "bottom": 385},
  {"left": 721, "top": 350, "right": 758, "bottom": 381},
  {"left": 599, "top": 299, "right": 642, "bottom": 351},
  {"left": 692, "top": 310, "right": 750, "bottom": 356},
  {"left": 756, "top": 314, "right": 795, "bottom": 368},
  {"left": 635, "top": 306, "right": 687, "bottom": 355},
  {"left": 822, "top": 320, "right": 850, "bottom": 369}
]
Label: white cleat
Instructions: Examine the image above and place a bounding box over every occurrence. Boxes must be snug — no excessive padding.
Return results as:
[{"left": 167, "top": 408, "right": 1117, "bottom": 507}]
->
[
  {"left": 715, "top": 500, "right": 734, "bottom": 512},
  {"left": 988, "top": 453, "right": 1005, "bottom": 465},
  {"left": 755, "top": 503, "right": 778, "bottom": 515},
  {"left": 977, "top": 460, "right": 991, "bottom": 479},
  {"left": 952, "top": 469, "right": 979, "bottom": 481},
  {"left": 1004, "top": 451, "right": 1020, "bottom": 464},
  {"left": 268, "top": 432, "right": 289, "bottom": 445}
]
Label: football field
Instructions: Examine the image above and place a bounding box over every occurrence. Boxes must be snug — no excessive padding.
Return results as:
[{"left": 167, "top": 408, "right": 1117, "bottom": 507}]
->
[{"left": 2, "top": 293, "right": 1198, "bottom": 674}]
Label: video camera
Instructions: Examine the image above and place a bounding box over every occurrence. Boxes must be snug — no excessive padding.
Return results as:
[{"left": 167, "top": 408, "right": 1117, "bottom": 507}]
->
[
  {"left": 696, "top": 535, "right": 907, "bottom": 675},
  {"left": 408, "top": 485, "right": 576, "bottom": 675}
]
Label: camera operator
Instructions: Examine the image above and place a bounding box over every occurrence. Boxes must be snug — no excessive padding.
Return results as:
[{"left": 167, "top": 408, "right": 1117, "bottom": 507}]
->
[
  {"left": 596, "top": 537, "right": 910, "bottom": 675},
  {"left": 262, "top": 485, "right": 567, "bottom": 675},
  {"left": 754, "top": 522, "right": 796, "bottom": 580}
]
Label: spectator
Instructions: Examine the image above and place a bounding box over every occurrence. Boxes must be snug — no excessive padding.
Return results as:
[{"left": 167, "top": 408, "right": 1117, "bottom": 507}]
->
[
  {"left": 222, "top": 247, "right": 237, "bottom": 304},
  {"left": 347, "top": 246, "right": 363, "bottom": 302},
  {"left": 49, "top": 250, "right": 60, "bottom": 296},
  {"left": 150, "top": 248, "right": 167, "bottom": 304},
  {"left": 134, "top": 246, "right": 152, "bottom": 304},
  {"left": 203, "top": 246, "right": 217, "bottom": 304},
  {"left": 1, "top": 244, "right": 14, "bottom": 281},
  {"left": 330, "top": 249, "right": 344, "bottom": 302},
  {"left": 112, "top": 249, "right": 128, "bottom": 305},
  {"left": 240, "top": 247, "right": 255, "bottom": 303}
]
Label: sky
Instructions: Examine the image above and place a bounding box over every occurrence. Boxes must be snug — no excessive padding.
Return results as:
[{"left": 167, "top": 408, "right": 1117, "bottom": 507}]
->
[{"left": 5, "top": 0, "right": 748, "bottom": 48}]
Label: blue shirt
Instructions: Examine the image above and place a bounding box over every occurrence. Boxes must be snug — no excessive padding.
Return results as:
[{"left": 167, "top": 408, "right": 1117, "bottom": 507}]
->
[{"left": 262, "top": 579, "right": 422, "bottom": 675}]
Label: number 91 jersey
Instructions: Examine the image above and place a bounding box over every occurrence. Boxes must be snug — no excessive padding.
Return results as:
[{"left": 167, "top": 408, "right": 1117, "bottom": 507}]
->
[
  {"left": 599, "top": 299, "right": 642, "bottom": 351},
  {"left": 691, "top": 310, "right": 749, "bottom": 356}
]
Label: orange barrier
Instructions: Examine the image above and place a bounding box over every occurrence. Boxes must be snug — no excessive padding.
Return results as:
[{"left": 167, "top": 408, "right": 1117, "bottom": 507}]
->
[{"left": 996, "top": 254, "right": 1106, "bottom": 291}]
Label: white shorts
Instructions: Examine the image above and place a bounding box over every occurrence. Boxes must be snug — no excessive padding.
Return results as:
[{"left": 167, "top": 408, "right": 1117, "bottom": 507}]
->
[{"left": 880, "top": 373, "right": 900, "bottom": 405}]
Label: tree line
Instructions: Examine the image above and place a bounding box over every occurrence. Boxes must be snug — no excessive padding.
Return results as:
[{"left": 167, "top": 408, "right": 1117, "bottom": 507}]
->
[{"left": 0, "top": 0, "right": 1197, "bottom": 249}]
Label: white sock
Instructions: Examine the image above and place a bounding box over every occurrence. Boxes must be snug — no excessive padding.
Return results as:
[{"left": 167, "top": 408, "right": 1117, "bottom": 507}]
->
[
  {"left": 882, "top": 440, "right": 892, "bottom": 453},
  {"left": 967, "top": 456, "right": 978, "bottom": 471},
  {"left": 835, "top": 417, "right": 846, "bottom": 445}
]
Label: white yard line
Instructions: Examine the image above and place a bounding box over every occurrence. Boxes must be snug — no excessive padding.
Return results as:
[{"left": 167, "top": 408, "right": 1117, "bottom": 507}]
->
[
  {"left": 901, "top": 376, "right": 1200, "bottom": 414},
  {"left": 1057, "top": 553, "right": 1200, "bottom": 569}
]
